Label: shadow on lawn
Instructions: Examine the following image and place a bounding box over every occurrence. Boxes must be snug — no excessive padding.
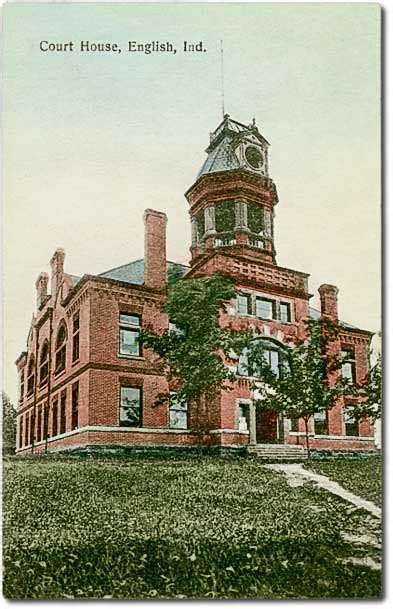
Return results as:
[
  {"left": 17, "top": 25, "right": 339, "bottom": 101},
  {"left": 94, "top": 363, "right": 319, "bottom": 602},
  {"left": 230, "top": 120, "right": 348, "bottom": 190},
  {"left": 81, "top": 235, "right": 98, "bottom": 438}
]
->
[{"left": 4, "top": 536, "right": 382, "bottom": 600}]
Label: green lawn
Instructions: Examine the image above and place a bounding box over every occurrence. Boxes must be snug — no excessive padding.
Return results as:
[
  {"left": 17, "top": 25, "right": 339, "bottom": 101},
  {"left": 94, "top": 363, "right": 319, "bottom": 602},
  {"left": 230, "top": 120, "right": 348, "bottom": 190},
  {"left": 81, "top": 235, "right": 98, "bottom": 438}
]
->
[
  {"left": 3, "top": 456, "right": 381, "bottom": 599},
  {"left": 305, "top": 459, "right": 382, "bottom": 507}
]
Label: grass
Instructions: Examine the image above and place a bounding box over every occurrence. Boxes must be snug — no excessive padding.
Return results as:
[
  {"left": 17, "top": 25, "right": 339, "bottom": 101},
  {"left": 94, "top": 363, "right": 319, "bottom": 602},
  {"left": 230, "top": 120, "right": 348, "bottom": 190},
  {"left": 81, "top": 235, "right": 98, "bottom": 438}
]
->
[
  {"left": 305, "top": 458, "right": 382, "bottom": 507},
  {"left": 3, "top": 456, "right": 382, "bottom": 599}
]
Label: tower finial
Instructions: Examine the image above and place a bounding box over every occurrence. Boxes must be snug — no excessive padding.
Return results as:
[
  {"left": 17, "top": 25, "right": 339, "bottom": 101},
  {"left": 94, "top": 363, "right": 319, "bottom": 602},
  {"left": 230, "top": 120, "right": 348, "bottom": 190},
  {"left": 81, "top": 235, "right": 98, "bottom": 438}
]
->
[{"left": 220, "top": 40, "right": 225, "bottom": 119}]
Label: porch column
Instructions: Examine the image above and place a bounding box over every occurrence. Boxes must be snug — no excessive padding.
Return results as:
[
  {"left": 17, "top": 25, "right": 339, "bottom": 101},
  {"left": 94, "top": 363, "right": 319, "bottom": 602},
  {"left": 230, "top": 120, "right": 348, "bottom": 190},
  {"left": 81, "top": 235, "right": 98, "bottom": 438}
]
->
[{"left": 249, "top": 401, "right": 257, "bottom": 445}]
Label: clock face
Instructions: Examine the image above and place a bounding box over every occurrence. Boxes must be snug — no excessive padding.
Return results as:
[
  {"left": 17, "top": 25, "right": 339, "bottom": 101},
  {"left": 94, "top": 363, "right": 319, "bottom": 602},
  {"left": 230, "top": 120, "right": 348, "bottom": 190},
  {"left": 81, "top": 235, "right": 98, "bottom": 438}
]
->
[{"left": 245, "top": 145, "right": 264, "bottom": 170}]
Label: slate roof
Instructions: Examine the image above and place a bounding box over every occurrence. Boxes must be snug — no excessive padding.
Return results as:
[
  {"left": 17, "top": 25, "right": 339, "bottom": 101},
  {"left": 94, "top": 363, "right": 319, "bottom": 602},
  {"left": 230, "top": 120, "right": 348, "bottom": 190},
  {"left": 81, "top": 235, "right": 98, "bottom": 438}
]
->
[
  {"left": 99, "top": 259, "right": 189, "bottom": 287},
  {"left": 197, "top": 115, "right": 269, "bottom": 180},
  {"left": 309, "top": 306, "right": 358, "bottom": 331}
]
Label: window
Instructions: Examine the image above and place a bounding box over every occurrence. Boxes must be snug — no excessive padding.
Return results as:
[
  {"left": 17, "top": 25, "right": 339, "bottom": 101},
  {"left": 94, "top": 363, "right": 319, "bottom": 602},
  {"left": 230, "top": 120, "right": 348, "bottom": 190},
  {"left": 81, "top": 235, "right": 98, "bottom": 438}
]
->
[
  {"left": 27, "top": 357, "right": 35, "bottom": 396},
  {"left": 279, "top": 302, "right": 291, "bottom": 323},
  {"left": 37, "top": 406, "right": 42, "bottom": 442},
  {"left": 71, "top": 382, "right": 79, "bottom": 430},
  {"left": 344, "top": 410, "right": 359, "bottom": 437},
  {"left": 237, "top": 402, "right": 250, "bottom": 431},
  {"left": 238, "top": 342, "right": 286, "bottom": 379},
  {"left": 120, "top": 386, "right": 141, "bottom": 427},
  {"left": 237, "top": 348, "right": 249, "bottom": 376},
  {"left": 43, "top": 402, "right": 49, "bottom": 440},
  {"left": 24, "top": 413, "right": 29, "bottom": 446},
  {"left": 256, "top": 297, "right": 274, "bottom": 320},
  {"left": 19, "top": 417, "right": 23, "bottom": 448},
  {"left": 289, "top": 418, "right": 299, "bottom": 432},
  {"left": 169, "top": 392, "right": 187, "bottom": 429},
  {"left": 19, "top": 370, "right": 25, "bottom": 401},
  {"left": 39, "top": 341, "right": 49, "bottom": 386},
  {"left": 262, "top": 348, "right": 280, "bottom": 377},
  {"left": 314, "top": 411, "right": 328, "bottom": 435},
  {"left": 60, "top": 391, "right": 67, "bottom": 434},
  {"left": 72, "top": 312, "right": 80, "bottom": 363},
  {"left": 119, "top": 313, "right": 141, "bottom": 357},
  {"left": 55, "top": 324, "right": 67, "bottom": 375},
  {"left": 236, "top": 294, "right": 252, "bottom": 316},
  {"left": 30, "top": 413, "right": 34, "bottom": 444},
  {"left": 341, "top": 349, "right": 356, "bottom": 383},
  {"left": 52, "top": 399, "right": 58, "bottom": 437}
]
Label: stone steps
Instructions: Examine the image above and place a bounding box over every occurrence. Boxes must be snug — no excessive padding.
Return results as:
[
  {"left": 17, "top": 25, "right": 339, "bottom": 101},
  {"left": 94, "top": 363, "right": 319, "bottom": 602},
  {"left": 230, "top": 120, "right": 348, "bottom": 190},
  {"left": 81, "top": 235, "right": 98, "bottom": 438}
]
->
[{"left": 247, "top": 444, "right": 307, "bottom": 461}]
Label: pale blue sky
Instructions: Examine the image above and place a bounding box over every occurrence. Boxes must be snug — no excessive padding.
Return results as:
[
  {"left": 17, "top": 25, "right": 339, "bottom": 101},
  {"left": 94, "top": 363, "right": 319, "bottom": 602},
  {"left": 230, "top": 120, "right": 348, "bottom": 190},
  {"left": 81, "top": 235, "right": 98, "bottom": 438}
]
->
[{"left": 3, "top": 3, "right": 380, "bottom": 403}]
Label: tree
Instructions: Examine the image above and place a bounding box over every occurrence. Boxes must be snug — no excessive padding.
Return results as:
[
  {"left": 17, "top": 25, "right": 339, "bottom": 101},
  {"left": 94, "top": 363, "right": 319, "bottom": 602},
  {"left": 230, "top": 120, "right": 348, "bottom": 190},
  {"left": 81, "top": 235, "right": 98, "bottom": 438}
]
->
[
  {"left": 2, "top": 392, "right": 16, "bottom": 456},
  {"left": 247, "top": 318, "right": 348, "bottom": 457},
  {"left": 141, "top": 274, "right": 249, "bottom": 408},
  {"left": 346, "top": 352, "right": 382, "bottom": 424}
]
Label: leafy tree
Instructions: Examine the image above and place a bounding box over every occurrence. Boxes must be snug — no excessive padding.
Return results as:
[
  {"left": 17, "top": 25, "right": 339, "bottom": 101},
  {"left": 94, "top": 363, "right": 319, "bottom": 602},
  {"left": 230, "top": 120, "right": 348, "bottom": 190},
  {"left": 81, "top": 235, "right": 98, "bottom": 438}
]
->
[
  {"left": 141, "top": 274, "right": 249, "bottom": 408},
  {"left": 247, "top": 318, "right": 348, "bottom": 457},
  {"left": 346, "top": 352, "right": 382, "bottom": 424},
  {"left": 2, "top": 392, "right": 16, "bottom": 456}
]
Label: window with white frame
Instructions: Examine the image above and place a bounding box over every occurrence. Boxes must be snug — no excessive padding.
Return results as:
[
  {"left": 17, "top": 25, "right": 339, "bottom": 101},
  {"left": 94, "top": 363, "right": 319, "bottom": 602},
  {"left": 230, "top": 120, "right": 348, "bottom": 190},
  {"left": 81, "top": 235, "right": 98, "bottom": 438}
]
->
[
  {"left": 279, "top": 302, "right": 291, "bottom": 323},
  {"left": 237, "top": 402, "right": 250, "bottom": 431},
  {"left": 256, "top": 297, "right": 274, "bottom": 320},
  {"left": 120, "top": 386, "right": 141, "bottom": 427},
  {"left": 341, "top": 349, "right": 356, "bottom": 383},
  {"left": 314, "top": 410, "right": 328, "bottom": 435},
  {"left": 169, "top": 392, "right": 187, "bottom": 429},
  {"left": 119, "top": 313, "right": 141, "bottom": 357},
  {"left": 236, "top": 293, "right": 252, "bottom": 316}
]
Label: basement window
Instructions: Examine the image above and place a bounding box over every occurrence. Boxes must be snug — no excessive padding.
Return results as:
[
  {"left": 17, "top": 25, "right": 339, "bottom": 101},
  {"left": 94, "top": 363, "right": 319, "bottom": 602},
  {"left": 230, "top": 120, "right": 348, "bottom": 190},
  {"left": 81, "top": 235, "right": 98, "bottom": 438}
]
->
[
  {"left": 120, "top": 386, "right": 141, "bottom": 427},
  {"left": 119, "top": 313, "right": 141, "bottom": 357}
]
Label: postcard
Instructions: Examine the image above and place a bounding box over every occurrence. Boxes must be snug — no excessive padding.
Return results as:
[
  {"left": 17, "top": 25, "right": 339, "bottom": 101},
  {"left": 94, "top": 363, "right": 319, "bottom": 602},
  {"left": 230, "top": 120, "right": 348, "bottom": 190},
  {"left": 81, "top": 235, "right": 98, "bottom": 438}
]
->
[{"left": 2, "top": 2, "right": 381, "bottom": 600}]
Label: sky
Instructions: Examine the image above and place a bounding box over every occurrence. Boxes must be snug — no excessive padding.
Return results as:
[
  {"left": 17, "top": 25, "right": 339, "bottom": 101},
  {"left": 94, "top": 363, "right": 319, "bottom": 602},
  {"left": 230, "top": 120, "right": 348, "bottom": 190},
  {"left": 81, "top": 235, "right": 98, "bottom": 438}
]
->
[{"left": 3, "top": 2, "right": 380, "bottom": 405}]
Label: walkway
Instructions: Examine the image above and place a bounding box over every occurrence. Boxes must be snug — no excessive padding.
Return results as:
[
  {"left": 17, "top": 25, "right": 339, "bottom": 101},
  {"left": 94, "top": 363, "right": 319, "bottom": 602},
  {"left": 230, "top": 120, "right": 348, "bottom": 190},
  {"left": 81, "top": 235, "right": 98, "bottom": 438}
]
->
[{"left": 264, "top": 463, "right": 381, "bottom": 518}]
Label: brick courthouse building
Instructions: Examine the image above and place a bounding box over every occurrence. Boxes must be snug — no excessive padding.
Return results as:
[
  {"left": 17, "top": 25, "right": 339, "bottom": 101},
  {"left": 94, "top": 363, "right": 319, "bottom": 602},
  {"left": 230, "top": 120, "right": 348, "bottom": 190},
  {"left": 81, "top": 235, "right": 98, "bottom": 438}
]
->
[{"left": 15, "top": 116, "right": 374, "bottom": 455}]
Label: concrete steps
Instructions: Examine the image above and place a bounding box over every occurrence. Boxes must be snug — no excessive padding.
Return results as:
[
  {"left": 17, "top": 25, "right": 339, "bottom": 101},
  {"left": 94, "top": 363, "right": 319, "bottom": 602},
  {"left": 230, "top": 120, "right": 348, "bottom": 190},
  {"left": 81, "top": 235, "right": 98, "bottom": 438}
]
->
[{"left": 247, "top": 443, "right": 307, "bottom": 461}]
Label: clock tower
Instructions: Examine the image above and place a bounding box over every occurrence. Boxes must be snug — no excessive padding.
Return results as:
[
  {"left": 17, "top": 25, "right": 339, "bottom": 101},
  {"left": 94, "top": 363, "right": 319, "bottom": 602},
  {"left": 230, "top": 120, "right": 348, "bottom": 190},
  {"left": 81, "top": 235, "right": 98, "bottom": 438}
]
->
[{"left": 185, "top": 114, "right": 278, "bottom": 266}]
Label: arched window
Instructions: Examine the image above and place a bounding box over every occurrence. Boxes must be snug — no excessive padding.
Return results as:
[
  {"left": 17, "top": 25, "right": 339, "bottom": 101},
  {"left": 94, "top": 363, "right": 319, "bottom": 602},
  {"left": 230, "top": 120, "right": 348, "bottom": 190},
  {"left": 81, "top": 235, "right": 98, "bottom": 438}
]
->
[
  {"left": 27, "top": 356, "right": 35, "bottom": 396},
  {"left": 237, "top": 338, "right": 289, "bottom": 379},
  {"left": 55, "top": 323, "right": 67, "bottom": 374},
  {"left": 39, "top": 341, "right": 49, "bottom": 385}
]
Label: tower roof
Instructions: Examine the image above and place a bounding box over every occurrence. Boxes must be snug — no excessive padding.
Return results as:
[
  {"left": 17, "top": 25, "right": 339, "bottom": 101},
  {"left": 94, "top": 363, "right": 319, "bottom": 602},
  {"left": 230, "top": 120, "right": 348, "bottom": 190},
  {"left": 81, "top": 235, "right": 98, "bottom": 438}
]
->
[{"left": 197, "top": 114, "right": 269, "bottom": 179}]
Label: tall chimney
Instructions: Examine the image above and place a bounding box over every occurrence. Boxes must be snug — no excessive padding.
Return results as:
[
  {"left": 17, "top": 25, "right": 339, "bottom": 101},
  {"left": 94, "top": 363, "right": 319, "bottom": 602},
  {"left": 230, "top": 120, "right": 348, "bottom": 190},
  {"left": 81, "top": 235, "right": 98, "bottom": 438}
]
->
[
  {"left": 143, "top": 209, "right": 167, "bottom": 290},
  {"left": 35, "top": 272, "right": 49, "bottom": 309},
  {"left": 318, "top": 284, "right": 339, "bottom": 321},
  {"left": 50, "top": 248, "right": 65, "bottom": 297}
]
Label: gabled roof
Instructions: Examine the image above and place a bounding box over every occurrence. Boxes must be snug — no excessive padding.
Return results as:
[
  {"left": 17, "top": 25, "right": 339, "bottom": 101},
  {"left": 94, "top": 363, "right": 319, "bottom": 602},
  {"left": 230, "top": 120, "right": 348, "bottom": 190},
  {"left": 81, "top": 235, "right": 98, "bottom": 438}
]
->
[{"left": 99, "top": 259, "right": 189, "bottom": 287}]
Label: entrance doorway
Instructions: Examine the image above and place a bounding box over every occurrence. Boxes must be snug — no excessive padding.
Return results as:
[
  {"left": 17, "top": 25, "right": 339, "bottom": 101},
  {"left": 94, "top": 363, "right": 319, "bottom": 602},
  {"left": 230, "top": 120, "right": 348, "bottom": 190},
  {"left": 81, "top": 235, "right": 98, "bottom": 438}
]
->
[{"left": 256, "top": 409, "right": 278, "bottom": 443}]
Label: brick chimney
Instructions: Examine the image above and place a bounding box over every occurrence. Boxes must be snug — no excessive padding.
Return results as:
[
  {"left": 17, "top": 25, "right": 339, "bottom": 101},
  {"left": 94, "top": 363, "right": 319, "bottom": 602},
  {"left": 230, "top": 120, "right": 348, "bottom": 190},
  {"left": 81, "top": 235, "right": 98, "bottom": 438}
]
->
[
  {"left": 50, "top": 248, "right": 65, "bottom": 297},
  {"left": 35, "top": 272, "right": 49, "bottom": 309},
  {"left": 318, "top": 284, "right": 339, "bottom": 321},
  {"left": 143, "top": 209, "right": 167, "bottom": 290}
]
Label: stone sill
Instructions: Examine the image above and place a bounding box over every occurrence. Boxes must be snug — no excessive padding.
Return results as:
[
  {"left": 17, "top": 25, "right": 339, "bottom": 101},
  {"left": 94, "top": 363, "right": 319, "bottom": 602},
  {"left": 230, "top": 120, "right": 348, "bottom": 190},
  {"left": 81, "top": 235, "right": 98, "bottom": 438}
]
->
[{"left": 289, "top": 431, "right": 373, "bottom": 441}]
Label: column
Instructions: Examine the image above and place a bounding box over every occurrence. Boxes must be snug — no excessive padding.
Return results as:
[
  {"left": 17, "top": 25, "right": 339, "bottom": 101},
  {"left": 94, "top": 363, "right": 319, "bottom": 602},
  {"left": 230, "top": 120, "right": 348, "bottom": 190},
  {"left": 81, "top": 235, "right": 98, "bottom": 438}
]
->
[
  {"left": 249, "top": 401, "right": 257, "bottom": 445},
  {"left": 235, "top": 201, "right": 248, "bottom": 230},
  {"left": 204, "top": 206, "right": 216, "bottom": 235}
]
